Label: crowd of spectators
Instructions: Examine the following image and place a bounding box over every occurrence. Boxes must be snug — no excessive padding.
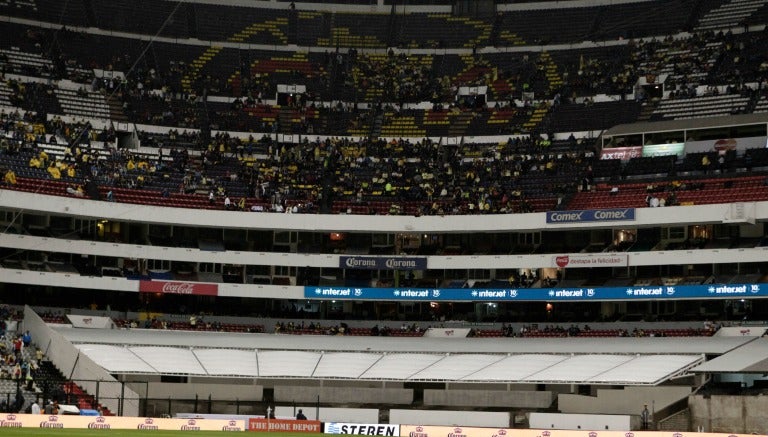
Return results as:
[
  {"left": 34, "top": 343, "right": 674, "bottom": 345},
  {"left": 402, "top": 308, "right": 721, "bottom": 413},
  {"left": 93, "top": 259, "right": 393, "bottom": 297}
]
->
[
  {"left": 0, "top": 330, "right": 40, "bottom": 414},
  {"left": 29, "top": 308, "right": 725, "bottom": 340},
  {"left": 2, "top": 14, "right": 768, "bottom": 217},
  {"left": 483, "top": 323, "right": 718, "bottom": 338},
  {"left": 351, "top": 52, "right": 448, "bottom": 104},
  {"left": 3, "top": 21, "right": 768, "bottom": 144},
  {"left": 3, "top": 101, "right": 597, "bottom": 215}
]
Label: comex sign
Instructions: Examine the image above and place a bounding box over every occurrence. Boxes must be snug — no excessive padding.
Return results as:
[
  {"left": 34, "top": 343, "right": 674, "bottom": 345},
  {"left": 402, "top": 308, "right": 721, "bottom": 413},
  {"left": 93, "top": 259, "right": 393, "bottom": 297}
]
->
[{"left": 547, "top": 208, "right": 636, "bottom": 224}]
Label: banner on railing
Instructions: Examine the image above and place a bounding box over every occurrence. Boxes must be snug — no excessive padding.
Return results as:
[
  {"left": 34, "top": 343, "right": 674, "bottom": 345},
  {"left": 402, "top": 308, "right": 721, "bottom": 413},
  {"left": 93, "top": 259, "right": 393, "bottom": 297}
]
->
[
  {"left": 551, "top": 254, "right": 628, "bottom": 268},
  {"left": 546, "top": 209, "right": 635, "bottom": 224},
  {"left": 339, "top": 256, "right": 427, "bottom": 270},
  {"left": 600, "top": 146, "right": 642, "bottom": 161},
  {"left": 304, "top": 283, "right": 763, "bottom": 302},
  {"left": 139, "top": 280, "right": 218, "bottom": 296},
  {"left": 66, "top": 315, "right": 113, "bottom": 329}
]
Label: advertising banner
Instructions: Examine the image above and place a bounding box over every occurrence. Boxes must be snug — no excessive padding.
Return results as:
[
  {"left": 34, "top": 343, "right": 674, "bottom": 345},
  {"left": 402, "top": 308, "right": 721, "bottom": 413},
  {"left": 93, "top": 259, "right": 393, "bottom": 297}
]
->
[
  {"left": 423, "top": 328, "right": 472, "bottom": 338},
  {"left": 248, "top": 418, "right": 321, "bottom": 433},
  {"left": 642, "top": 142, "right": 685, "bottom": 157},
  {"left": 139, "top": 280, "right": 218, "bottom": 296},
  {"left": 546, "top": 209, "right": 635, "bottom": 224},
  {"left": 305, "top": 283, "right": 764, "bottom": 302},
  {"left": 400, "top": 427, "right": 766, "bottom": 437},
  {"left": 600, "top": 146, "right": 643, "bottom": 161},
  {"left": 0, "top": 413, "right": 244, "bottom": 431},
  {"left": 684, "top": 136, "right": 767, "bottom": 154},
  {"left": 325, "top": 422, "right": 400, "bottom": 436},
  {"left": 66, "top": 315, "right": 113, "bottom": 329},
  {"left": 401, "top": 425, "right": 509, "bottom": 437},
  {"left": 340, "top": 256, "right": 427, "bottom": 270},
  {"left": 551, "top": 254, "right": 628, "bottom": 268}
]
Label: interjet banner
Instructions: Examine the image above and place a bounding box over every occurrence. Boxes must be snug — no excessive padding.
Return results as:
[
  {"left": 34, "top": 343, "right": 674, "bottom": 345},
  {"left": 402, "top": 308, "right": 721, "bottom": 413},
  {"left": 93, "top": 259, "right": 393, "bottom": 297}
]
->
[
  {"left": 340, "top": 256, "right": 427, "bottom": 270},
  {"left": 139, "top": 280, "right": 219, "bottom": 296},
  {"left": 325, "top": 423, "right": 400, "bottom": 436},
  {"left": 546, "top": 208, "right": 635, "bottom": 224},
  {"left": 305, "top": 283, "right": 763, "bottom": 302}
]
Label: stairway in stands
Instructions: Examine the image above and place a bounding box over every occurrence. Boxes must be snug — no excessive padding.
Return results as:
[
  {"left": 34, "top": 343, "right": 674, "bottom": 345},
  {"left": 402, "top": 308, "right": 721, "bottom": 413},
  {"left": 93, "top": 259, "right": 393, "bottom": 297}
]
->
[
  {"left": 106, "top": 95, "right": 129, "bottom": 122},
  {"left": 540, "top": 51, "right": 564, "bottom": 95},
  {"left": 694, "top": 0, "right": 768, "bottom": 31},
  {"left": 523, "top": 105, "right": 549, "bottom": 132},
  {"left": 447, "top": 111, "right": 474, "bottom": 137},
  {"left": 33, "top": 361, "right": 114, "bottom": 415},
  {"left": 182, "top": 46, "right": 223, "bottom": 94},
  {"left": 636, "top": 100, "right": 659, "bottom": 122}
]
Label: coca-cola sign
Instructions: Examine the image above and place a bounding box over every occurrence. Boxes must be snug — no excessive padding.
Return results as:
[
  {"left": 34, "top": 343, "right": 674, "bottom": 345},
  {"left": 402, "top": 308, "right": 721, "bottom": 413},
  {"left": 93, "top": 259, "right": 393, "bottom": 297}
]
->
[{"left": 139, "top": 280, "right": 218, "bottom": 296}]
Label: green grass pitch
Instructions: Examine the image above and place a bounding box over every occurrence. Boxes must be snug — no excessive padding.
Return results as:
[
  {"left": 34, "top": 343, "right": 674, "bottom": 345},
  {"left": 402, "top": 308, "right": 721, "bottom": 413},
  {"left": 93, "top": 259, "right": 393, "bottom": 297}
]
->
[{"left": 0, "top": 430, "right": 311, "bottom": 437}]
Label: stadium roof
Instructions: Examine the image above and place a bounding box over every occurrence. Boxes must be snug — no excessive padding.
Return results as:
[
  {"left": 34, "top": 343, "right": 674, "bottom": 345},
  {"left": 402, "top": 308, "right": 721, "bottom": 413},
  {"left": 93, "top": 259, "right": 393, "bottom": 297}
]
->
[
  {"left": 602, "top": 112, "right": 768, "bottom": 137},
  {"left": 691, "top": 337, "right": 768, "bottom": 374},
  {"left": 55, "top": 327, "right": 751, "bottom": 354},
  {"left": 56, "top": 328, "right": 753, "bottom": 385}
]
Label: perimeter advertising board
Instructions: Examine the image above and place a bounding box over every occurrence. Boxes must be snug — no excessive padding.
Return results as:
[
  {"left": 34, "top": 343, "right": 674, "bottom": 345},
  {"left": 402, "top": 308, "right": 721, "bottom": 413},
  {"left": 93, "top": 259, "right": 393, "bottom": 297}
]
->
[
  {"left": 248, "top": 418, "right": 321, "bottom": 432},
  {"left": 325, "top": 422, "right": 400, "bottom": 436},
  {"left": 0, "top": 413, "right": 244, "bottom": 430},
  {"left": 400, "top": 425, "right": 509, "bottom": 437},
  {"left": 400, "top": 427, "right": 767, "bottom": 437}
]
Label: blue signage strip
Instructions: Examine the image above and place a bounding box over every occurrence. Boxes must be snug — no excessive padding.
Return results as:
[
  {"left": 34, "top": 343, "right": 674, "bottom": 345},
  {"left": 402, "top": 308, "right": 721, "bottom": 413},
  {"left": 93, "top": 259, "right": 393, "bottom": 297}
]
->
[
  {"left": 305, "top": 283, "right": 764, "bottom": 302},
  {"left": 546, "top": 208, "right": 636, "bottom": 224},
  {"left": 339, "top": 256, "right": 427, "bottom": 270}
]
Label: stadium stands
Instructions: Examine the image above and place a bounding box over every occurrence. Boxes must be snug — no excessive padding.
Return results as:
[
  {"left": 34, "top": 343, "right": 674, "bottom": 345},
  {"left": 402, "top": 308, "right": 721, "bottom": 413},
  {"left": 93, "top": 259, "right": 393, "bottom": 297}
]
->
[{"left": 2, "top": 0, "right": 768, "bottom": 428}]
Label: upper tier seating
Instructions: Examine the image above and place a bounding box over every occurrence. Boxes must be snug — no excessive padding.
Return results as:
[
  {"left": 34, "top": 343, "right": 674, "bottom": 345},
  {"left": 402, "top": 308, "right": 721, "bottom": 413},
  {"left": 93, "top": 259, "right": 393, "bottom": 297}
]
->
[
  {"left": 567, "top": 175, "right": 768, "bottom": 210},
  {"left": 651, "top": 93, "right": 751, "bottom": 121}
]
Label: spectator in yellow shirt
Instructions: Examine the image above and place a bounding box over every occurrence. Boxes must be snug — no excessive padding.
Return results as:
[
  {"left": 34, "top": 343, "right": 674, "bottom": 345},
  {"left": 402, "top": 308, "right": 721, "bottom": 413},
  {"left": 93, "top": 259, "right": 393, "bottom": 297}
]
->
[
  {"left": 4, "top": 169, "right": 17, "bottom": 185},
  {"left": 48, "top": 164, "right": 61, "bottom": 179}
]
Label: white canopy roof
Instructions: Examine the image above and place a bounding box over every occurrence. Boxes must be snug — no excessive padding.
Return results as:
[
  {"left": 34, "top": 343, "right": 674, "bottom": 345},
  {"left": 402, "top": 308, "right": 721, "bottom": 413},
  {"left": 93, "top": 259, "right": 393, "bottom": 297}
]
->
[
  {"left": 75, "top": 339, "right": 705, "bottom": 385},
  {"left": 692, "top": 337, "right": 768, "bottom": 374},
  {"left": 60, "top": 328, "right": 750, "bottom": 354}
]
